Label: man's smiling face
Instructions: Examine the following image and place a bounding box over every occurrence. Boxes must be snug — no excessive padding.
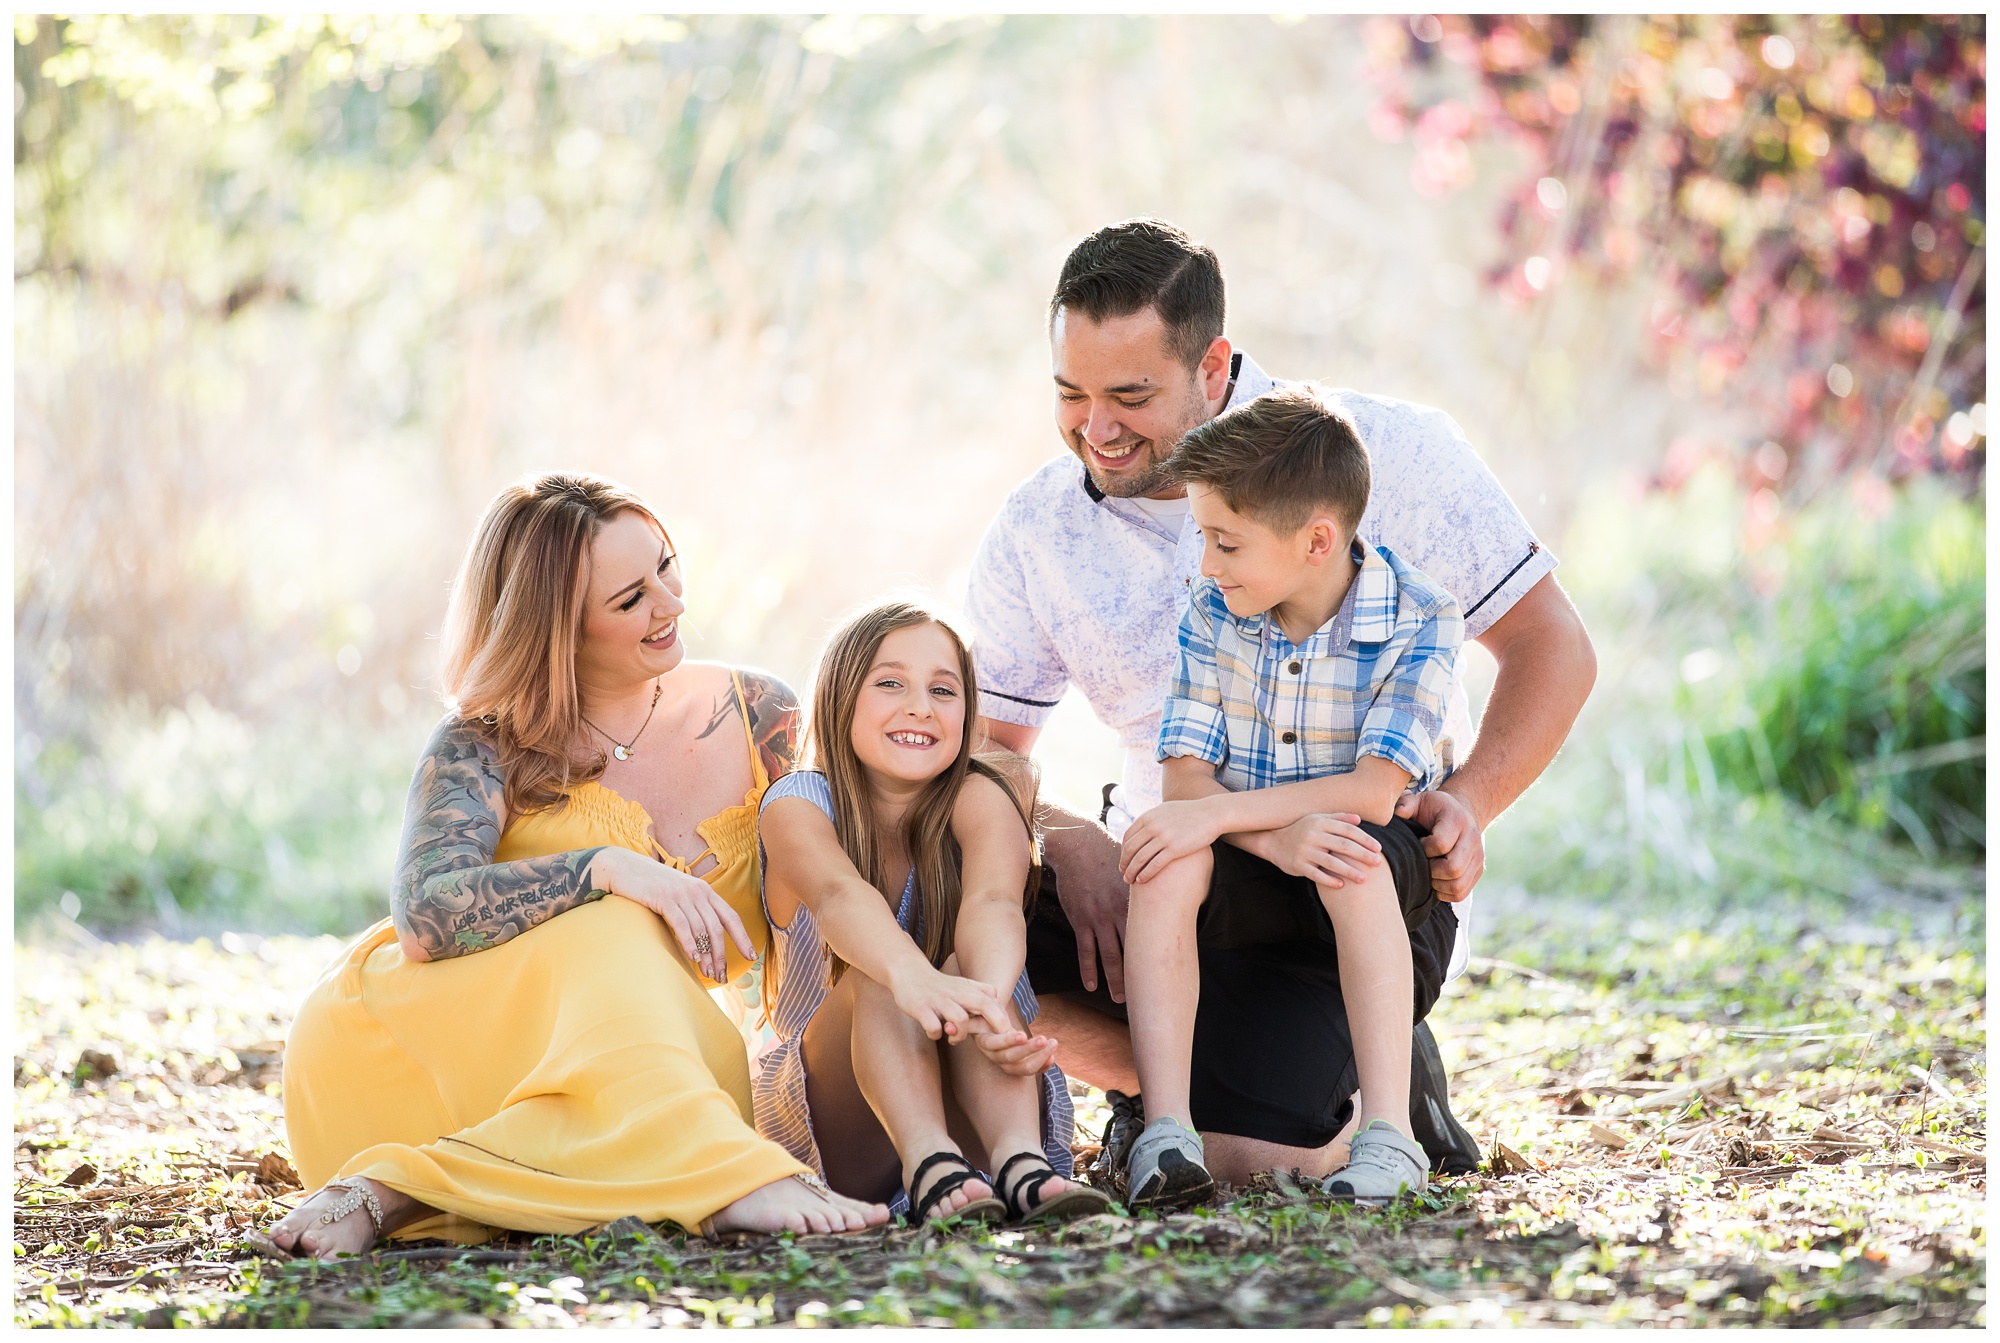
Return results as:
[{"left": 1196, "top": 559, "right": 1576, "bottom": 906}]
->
[{"left": 1051, "top": 306, "right": 1228, "bottom": 499}]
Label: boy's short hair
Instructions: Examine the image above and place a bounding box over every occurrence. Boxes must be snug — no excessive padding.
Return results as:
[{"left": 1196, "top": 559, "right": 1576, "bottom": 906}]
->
[
  {"left": 1167, "top": 385, "right": 1370, "bottom": 536},
  {"left": 1049, "top": 218, "right": 1225, "bottom": 370}
]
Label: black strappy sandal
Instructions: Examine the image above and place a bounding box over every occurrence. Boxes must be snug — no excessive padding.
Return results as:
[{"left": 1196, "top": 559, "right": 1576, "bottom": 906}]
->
[
  {"left": 907, "top": 1151, "right": 1006, "bottom": 1227},
  {"left": 995, "top": 1151, "right": 1115, "bottom": 1226}
]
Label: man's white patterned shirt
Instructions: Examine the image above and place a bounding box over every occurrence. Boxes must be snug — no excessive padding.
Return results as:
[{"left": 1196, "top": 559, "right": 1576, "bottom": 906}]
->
[{"left": 966, "top": 351, "right": 1555, "bottom": 829}]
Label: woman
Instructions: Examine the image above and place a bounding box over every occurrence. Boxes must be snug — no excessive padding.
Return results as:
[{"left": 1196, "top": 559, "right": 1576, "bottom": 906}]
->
[
  {"left": 261, "top": 472, "right": 887, "bottom": 1258},
  {"left": 756, "top": 604, "right": 1104, "bottom": 1226}
]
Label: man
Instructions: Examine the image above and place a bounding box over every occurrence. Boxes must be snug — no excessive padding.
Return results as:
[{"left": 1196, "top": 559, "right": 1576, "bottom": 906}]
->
[{"left": 965, "top": 218, "right": 1596, "bottom": 1185}]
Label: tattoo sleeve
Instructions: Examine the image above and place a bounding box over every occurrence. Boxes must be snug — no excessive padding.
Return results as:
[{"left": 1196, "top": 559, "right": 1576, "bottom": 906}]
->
[
  {"left": 739, "top": 670, "right": 802, "bottom": 783},
  {"left": 390, "top": 717, "right": 610, "bottom": 961}
]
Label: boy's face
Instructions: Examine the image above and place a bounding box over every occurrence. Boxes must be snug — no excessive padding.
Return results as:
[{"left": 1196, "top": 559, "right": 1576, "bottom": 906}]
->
[{"left": 1188, "top": 483, "right": 1347, "bottom": 619}]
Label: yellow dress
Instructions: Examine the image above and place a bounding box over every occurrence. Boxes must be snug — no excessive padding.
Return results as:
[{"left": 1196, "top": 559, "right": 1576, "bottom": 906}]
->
[{"left": 282, "top": 671, "right": 805, "bottom": 1242}]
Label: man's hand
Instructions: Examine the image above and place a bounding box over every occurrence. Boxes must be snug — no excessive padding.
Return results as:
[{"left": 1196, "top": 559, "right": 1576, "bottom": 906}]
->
[
  {"left": 1035, "top": 802, "right": 1132, "bottom": 1003},
  {"left": 1394, "top": 788, "right": 1484, "bottom": 901},
  {"left": 1262, "top": 812, "right": 1384, "bottom": 888},
  {"left": 1118, "top": 799, "right": 1223, "bottom": 886}
]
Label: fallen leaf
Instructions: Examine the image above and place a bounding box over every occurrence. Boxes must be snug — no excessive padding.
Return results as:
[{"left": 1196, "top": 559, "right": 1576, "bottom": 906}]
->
[
  {"left": 1588, "top": 1124, "right": 1630, "bottom": 1150},
  {"left": 255, "top": 1152, "right": 301, "bottom": 1189},
  {"left": 1810, "top": 1124, "right": 1869, "bottom": 1146}
]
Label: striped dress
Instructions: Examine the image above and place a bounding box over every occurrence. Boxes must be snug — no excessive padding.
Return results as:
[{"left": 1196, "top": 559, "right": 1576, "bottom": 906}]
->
[{"left": 753, "top": 771, "right": 1074, "bottom": 1215}]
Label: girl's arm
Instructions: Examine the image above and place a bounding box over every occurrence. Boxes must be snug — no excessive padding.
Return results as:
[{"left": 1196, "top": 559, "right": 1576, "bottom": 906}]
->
[
  {"left": 393, "top": 717, "right": 751, "bottom": 979},
  {"left": 762, "top": 795, "right": 1013, "bottom": 1040},
  {"left": 947, "top": 772, "right": 1035, "bottom": 996},
  {"left": 948, "top": 772, "right": 1059, "bottom": 1077}
]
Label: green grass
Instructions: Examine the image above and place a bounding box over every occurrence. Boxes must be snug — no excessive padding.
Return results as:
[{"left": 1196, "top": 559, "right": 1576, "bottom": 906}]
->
[
  {"left": 1483, "top": 474, "right": 1985, "bottom": 909},
  {"left": 12, "top": 883, "right": 1985, "bottom": 1329},
  {"left": 1696, "top": 487, "right": 1984, "bottom": 855},
  {"left": 14, "top": 701, "right": 427, "bottom": 936}
]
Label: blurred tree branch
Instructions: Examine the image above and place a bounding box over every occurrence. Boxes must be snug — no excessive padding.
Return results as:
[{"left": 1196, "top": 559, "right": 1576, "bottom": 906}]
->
[{"left": 1364, "top": 14, "right": 1986, "bottom": 495}]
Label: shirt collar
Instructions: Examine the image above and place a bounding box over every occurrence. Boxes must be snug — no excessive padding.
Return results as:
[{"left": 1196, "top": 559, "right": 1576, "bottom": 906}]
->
[
  {"left": 1221, "top": 349, "right": 1276, "bottom": 412},
  {"left": 1229, "top": 540, "right": 1396, "bottom": 656},
  {"left": 1348, "top": 543, "right": 1399, "bottom": 643}
]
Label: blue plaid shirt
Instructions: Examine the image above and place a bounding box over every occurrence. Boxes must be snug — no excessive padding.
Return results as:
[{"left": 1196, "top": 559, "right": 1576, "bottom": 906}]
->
[{"left": 1157, "top": 541, "right": 1462, "bottom": 794}]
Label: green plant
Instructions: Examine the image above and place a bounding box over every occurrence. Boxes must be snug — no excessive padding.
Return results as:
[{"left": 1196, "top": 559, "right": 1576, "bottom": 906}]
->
[
  {"left": 14, "top": 697, "right": 427, "bottom": 935},
  {"left": 1697, "top": 484, "right": 1984, "bottom": 854}
]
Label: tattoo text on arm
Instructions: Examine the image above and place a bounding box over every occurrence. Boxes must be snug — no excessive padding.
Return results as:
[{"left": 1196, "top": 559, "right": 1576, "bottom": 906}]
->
[{"left": 391, "top": 718, "right": 609, "bottom": 960}]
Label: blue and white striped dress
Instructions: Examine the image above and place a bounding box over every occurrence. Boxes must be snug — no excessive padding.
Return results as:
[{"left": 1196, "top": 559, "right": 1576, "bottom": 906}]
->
[{"left": 753, "top": 770, "right": 1074, "bottom": 1215}]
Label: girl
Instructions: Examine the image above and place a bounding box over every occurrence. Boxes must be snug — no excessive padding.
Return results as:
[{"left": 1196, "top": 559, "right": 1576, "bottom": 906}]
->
[{"left": 756, "top": 604, "right": 1112, "bottom": 1226}]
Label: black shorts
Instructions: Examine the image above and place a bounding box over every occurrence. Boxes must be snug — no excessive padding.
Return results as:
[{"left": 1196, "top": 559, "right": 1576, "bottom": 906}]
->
[{"left": 1024, "top": 816, "right": 1456, "bottom": 1149}]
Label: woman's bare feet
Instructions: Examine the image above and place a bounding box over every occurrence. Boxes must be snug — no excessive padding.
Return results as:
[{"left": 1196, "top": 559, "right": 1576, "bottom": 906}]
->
[
  {"left": 701, "top": 1172, "right": 889, "bottom": 1237},
  {"left": 266, "top": 1176, "right": 433, "bottom": 1260}
]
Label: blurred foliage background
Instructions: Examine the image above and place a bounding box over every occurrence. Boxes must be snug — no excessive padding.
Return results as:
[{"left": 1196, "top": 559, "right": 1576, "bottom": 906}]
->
[{"left": 13, "top": 14, "right": 1985, "bottom": 937}]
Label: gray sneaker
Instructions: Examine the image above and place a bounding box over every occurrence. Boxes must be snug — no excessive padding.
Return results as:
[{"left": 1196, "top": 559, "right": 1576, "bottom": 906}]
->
[
  {"left": 1085, "top": 1089, "right": 1146, "bottom": 1198},
  {"left": 1321, "top": 1121, "right": 1429, "bottom": 1204},
  {"left": 1126, "top": 1116, "right": 1215, "bottom": 1210}
]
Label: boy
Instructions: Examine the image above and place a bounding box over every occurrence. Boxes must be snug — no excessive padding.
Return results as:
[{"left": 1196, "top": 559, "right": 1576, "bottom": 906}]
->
[{"left": 1115, "top": 385, "right": 1462, "bottom": 1208}]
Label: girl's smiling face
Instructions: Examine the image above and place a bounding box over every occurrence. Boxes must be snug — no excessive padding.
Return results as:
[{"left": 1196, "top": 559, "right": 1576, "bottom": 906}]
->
[{"left": 850, "top": 622, "right": 967, "bottom": 788}]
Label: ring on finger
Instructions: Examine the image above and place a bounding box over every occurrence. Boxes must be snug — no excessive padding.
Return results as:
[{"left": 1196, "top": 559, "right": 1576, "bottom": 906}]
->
[{"left": 693, "top": 932, "right": 714, "bottom": 956}]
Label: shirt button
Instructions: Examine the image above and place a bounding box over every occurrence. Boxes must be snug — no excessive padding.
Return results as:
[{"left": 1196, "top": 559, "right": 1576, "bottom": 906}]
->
[
  {"left": 1288, "top": 660, "right": 1302, "bottom": 675},
  {"left": 1281, "top": 731, "right": 1297, "bottom": 745}
]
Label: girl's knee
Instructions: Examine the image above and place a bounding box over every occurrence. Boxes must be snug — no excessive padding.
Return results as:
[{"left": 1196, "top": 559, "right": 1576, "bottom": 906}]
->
[{"left": 846, "top": 971, "right": 902, "bottom": 1021}]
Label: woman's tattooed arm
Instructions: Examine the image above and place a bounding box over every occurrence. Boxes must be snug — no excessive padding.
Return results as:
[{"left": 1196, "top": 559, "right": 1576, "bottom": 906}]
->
[
  {"left": 391, "top": 717, "right": 609, "bottom": 961},
  {"left": 738, "top": 669, "right": 802, "bottom": 783}
]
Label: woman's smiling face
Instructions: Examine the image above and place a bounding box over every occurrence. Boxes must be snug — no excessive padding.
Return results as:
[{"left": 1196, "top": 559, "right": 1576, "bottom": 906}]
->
[
  {"left": 850, "top": 622, "right": 966, "bottom": 787},
  {"left": 576, "top": 509, "right": 685, "bottom": 693}
]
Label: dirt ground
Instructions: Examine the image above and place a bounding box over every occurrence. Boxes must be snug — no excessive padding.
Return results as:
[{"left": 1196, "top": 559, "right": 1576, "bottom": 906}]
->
[{"left": 11, "top": 893, "right": 1986, "bottom": 1327}]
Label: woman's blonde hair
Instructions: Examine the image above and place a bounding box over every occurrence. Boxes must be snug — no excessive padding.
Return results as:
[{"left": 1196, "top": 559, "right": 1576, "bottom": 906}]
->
[
  {"left": 808, "top": 602, "right": 1039, "bottom": 979},
  {"left": 439, "top": 472, "right": 667, "bottom": 819}
]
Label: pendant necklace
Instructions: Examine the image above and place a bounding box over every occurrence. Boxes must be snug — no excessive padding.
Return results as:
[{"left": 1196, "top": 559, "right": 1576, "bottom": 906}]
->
[{"left": 583, "top": 679, "right": 663, "bottom": 761}]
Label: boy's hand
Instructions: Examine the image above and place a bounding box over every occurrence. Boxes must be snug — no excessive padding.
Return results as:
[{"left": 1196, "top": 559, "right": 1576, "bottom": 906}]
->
[
  {"left": 969, "top": 1025, "right": 1059, "bottom": 1077},
  {"left": 1119, "top": 799, "right": 1224, "bottom": 885},
  {"left": 1266, "top": 813, "right": 1384, "bottom": 888}
]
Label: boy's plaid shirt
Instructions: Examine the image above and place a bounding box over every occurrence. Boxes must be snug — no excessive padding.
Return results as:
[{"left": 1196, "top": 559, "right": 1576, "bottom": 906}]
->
[{"left": 1157, "top": 541, "right": 1462, "bottom": 794}]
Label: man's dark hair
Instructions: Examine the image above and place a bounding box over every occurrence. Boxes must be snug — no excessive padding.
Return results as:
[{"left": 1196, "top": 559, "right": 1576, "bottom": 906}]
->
[
  {"left": 1049, "top": 218, "right": 1226, "bottom": 369},
  {"left": 1167, "top": 385, "right": 1370, "bottom": 536}
]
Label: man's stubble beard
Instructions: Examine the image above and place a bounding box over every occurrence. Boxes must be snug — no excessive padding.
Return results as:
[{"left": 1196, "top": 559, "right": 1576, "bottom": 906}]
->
[{"left": 1075, "top": 382, "right": 1213, "bottom": 500}]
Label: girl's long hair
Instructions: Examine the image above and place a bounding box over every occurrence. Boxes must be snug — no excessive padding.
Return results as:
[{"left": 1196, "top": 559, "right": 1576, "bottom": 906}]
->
[
  {"left": 438, "top": 472, "right": 667, "bottom": 819},
  {"left": 807, "top": 602, "right": 1040, "bottom": 980}
]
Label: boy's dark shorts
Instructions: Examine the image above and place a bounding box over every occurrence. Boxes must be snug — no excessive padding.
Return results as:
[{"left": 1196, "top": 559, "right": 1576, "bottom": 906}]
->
[{"left": 1024, "top": 815, "right": 1457, "bottom": 1149}]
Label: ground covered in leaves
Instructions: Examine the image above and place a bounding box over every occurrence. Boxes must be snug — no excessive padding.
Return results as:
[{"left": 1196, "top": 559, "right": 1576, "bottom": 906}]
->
[{"left": 12, "top": 885, "right": 1985, "bottom": 1328}]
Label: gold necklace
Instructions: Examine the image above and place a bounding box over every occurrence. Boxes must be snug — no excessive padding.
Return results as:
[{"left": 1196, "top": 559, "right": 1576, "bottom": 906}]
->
[{"left": 582, "top": 679, "right": 663, "bottom": 761}]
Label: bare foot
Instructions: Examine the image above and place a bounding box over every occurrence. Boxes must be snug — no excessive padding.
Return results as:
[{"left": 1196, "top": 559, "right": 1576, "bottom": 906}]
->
[
  {"left": 267, "top": 1177, "right": 432, "bottom": 1260},
  {"left": 702, "top": 1173, "right": 889, "bottom": 1237}
]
